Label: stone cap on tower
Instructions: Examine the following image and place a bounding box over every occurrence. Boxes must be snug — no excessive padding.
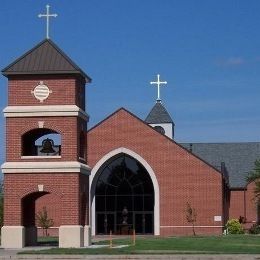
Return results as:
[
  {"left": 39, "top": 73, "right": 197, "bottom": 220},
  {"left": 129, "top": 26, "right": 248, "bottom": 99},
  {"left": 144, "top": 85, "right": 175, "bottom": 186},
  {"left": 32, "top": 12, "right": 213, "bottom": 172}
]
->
[
  {"left": 2, "top": 39, "right": 91, "bottom": 82},
  {"left": 145, "top": 101, "right": 174, "bottom": 125}
]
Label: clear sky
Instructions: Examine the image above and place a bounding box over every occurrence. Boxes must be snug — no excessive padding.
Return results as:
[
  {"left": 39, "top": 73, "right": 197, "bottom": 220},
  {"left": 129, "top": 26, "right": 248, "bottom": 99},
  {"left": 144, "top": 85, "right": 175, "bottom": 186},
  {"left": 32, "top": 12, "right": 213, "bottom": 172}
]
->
[{"left": 0, "top": 0, "right": 260, "bottom": 164}]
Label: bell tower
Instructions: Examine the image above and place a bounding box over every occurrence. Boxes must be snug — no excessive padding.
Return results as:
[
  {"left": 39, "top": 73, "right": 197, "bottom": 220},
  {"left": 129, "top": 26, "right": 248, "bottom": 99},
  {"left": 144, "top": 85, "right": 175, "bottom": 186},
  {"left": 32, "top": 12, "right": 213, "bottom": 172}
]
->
[{"left": 1, "top": 39, "right": 91, "bottom": 248}]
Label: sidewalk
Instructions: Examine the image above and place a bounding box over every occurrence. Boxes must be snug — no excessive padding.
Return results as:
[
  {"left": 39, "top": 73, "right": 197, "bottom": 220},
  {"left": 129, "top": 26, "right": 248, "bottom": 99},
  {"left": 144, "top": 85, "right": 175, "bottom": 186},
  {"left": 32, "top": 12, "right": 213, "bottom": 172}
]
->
[{"left": 0, "top": 252, "right": 260, "bottom": 260}]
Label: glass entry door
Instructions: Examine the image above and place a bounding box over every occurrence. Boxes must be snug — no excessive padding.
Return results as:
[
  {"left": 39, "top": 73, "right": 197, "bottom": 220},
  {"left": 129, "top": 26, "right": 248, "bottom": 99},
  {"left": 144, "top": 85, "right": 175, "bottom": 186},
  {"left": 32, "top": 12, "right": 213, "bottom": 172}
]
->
[
  {"left": 96, "top": 213, "right": 115, "bottom": 234},
  {"left": 134, "top": 213, "right": 153, "bottom": 234}
]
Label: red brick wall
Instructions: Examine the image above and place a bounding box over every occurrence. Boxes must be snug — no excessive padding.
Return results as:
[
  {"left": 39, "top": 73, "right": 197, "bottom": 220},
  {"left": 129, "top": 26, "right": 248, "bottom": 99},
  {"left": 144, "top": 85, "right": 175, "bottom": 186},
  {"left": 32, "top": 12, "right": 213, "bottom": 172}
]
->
[
  {"left": 87, "top": 109, "right": 224, "bottom": 235},
  {"left": 8, "top": 75, "right": 86, "bottom": 109},
  {"left": 229, "top": 190, "right": 245, "bottom": 220},
  {"left": 4, "top": 173, "right": 83, "bottom": 226},
  {"left": 79, "top": 174, "right": 89, "bottom": 225},
  {"left": 35, "top": 193, "right": 62, "bottom": 227},
  {"left": 229, "top": 184, "right": 258, "bottom": 230},
  {"left": 245, "top": 182, "right": 258, "bottom": 225},
  {"left": 34, "top": 173, "right": 89, "bottom": 236}
]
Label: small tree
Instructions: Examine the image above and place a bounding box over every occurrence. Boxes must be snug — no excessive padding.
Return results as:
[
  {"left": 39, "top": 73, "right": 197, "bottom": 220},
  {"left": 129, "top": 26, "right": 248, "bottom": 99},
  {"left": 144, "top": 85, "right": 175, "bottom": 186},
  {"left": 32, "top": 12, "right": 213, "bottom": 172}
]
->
[
  {"left": 186, "top": 202, "right": 197, "bottom": 236},
  {"left": 36, "top": 207, "right": 54, "bottom": 236}
]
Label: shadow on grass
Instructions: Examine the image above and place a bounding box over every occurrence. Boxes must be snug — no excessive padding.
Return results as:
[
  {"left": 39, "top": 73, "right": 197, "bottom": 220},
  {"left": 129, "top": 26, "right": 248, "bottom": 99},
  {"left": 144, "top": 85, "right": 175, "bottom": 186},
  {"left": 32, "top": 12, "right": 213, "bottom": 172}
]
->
[{"left": 37, "top": 236, "right": 58, "bottom": 247}]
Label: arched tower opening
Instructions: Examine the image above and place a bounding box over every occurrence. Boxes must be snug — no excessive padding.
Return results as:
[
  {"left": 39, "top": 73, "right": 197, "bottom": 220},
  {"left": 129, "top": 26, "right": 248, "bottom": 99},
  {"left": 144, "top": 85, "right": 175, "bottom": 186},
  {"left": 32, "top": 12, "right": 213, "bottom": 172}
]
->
[
  {"left": 21, "top": 191, "right": 61, "bottom": 246},
  {"left": 22, "top": 128, "right": 61, "bottom": 156}
]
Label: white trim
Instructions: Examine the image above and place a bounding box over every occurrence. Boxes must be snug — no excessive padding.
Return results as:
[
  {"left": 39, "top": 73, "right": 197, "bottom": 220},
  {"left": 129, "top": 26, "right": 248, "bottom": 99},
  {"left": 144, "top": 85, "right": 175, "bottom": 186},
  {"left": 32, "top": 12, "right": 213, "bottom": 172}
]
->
[
  {"left": 89, "top": 147, "right": 160, "bottom": 236},
  {"left": 1, "top": 161, "right": 91, "bottom": 175},
  {"left": 149, "top": 123, "right": 173, "bottom": 139},
  {"left": 21, "top": 156, "right": 61, "bottom": 159},
  {"left": 38, "top": 184, "right": 44, "bottom": 191},
  {"left": 160, "top": 225, "right": 224, "bottom": 228},
  {"left": 3, "top": 105, "right": 89, "bottom": 120}
]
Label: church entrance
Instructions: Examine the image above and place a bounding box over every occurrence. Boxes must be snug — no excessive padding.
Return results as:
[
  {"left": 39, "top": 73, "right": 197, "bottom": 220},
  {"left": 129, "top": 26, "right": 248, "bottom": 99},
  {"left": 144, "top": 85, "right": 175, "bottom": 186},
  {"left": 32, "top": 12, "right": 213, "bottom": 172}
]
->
[{"left": 95, "top": 154, "right": 154, "bottom": 235}]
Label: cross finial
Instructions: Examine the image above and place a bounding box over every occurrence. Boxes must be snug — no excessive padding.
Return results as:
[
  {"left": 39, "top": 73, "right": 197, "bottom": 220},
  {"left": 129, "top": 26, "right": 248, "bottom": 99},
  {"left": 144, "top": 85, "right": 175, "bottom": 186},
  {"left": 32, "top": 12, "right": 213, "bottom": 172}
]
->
[
  {"left": 150, "top": 74, "right": 167, "bottom": 102},
  {"left": 38, "top": 5, "right": 58, "bottom": 39}
]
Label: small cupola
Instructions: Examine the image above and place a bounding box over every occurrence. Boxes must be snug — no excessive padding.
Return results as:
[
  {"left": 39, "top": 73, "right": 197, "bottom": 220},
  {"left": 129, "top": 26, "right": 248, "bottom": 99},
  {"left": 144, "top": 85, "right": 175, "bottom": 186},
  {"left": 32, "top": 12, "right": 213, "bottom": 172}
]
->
[
  {"left": 145, "top": 101, "right": 175, "bottom": 139},
  {"left": 145, "top": 74, "right": 175, "bottom": 139}
]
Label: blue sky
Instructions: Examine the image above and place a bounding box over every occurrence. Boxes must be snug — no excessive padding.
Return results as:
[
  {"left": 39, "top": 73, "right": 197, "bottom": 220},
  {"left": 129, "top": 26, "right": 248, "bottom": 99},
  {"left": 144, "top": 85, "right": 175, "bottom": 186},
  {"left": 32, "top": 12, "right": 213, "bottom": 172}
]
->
[{"left": 0, "top": 0, "right": 260, "bottom": 162}]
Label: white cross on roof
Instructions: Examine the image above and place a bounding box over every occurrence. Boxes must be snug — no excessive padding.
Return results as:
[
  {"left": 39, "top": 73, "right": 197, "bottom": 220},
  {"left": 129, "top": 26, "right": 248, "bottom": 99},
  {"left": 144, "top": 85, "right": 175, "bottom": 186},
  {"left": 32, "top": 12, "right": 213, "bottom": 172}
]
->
[
  {"left": 150, "top": 74, "right": 167, "bottom": 102},
  {"left": 38, "top": 5, "right": 58, "bottom": 39}
]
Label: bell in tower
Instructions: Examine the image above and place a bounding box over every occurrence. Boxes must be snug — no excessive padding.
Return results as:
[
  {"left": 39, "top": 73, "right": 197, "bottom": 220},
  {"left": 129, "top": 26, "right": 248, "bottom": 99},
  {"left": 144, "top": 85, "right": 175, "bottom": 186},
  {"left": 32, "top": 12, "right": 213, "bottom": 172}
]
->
[{"left": 40, "top": 138, "right": 56, "bottom": 155}]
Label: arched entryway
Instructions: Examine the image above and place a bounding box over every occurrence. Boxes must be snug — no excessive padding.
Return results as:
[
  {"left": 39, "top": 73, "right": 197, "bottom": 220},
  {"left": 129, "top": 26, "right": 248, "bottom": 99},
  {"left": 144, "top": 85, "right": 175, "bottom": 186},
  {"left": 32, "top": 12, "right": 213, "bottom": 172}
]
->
[
  {"left": 22, "top": 191, "right": 49, "bottom": 246},
  {"left": 21, "top": 190, "right": 61, "bottom": 246},
  {"left": 90, "top": 148, "right": 160, "bottom": 235}
]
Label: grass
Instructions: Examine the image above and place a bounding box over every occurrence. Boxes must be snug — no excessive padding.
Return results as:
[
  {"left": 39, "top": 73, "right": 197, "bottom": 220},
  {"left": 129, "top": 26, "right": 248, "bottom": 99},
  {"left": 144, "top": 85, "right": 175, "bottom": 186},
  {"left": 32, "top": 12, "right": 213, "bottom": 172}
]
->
[
  {"left": 37, "top": 236, "right": 58, "bottom": 246},
  {"left": 19, "top": 235, "right": 260, "bottom": 255}
]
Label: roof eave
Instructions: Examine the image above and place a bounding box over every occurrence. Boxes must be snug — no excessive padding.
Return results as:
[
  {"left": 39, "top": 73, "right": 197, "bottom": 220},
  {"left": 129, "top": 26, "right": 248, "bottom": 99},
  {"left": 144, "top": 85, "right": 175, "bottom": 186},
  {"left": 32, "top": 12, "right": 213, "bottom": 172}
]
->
[
  {"left": 1, "top": 38, "right": 92, "bottom": 83},
  {"left": 2, "top": 70, "right": 92, "bottom": 82}
]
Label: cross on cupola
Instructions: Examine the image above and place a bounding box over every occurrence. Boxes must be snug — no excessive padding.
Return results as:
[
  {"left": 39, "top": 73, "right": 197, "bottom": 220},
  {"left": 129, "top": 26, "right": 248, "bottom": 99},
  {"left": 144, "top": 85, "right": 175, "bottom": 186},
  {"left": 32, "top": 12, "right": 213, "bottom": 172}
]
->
[
  {"left": 38, "top": 5, "right": 58, "bottom": 39},
  {"left": 150, "top": 74, "right": 167, "bottom": 102}
]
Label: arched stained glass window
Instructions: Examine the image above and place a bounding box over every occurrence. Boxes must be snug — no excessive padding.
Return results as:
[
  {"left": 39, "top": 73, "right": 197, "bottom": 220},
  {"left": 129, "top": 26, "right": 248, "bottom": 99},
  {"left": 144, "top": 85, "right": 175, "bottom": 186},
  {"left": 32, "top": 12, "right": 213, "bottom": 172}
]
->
[{"left": 95, "top": 154, "right": 154, "bottom": 235}]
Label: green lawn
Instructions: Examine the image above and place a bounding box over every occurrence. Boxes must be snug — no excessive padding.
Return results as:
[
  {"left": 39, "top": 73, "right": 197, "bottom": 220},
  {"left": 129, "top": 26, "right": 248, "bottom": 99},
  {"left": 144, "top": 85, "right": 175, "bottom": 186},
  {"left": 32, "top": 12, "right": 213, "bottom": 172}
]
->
[{"left": 20, "top": 235, "right": 260, "bottom": 255}]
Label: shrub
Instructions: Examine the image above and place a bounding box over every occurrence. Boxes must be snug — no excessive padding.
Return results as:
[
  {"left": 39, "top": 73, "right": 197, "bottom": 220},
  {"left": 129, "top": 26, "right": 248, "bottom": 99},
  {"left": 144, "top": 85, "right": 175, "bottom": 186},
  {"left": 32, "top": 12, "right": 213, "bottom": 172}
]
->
[
  {"left": 226, "top": 219, "right": 244, "bottom": 234},
  {"left": 248, "top": 224, "right": 260, "bottom": 234}
]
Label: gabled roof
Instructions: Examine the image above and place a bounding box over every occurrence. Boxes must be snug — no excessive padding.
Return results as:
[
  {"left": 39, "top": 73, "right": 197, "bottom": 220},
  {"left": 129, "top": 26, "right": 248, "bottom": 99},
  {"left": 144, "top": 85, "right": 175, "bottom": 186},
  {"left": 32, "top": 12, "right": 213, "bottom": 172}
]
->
[
  {"left": 2, "top": 39, "right": 91, "bottom": 81},
  {"left": 88, "top": 107, "right": 222, "bottom": 176},
  {"left": 145, "top": 101, "right": 174, "bottom": 124},
  {"left": 180, "top": 142, "right": 260, "bottom": 188}
]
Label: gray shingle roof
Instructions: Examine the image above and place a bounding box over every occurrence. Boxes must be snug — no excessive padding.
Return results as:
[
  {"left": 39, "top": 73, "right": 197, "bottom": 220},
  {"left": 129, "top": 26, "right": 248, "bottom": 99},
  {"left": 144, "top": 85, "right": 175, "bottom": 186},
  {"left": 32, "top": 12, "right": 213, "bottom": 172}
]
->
[
  {"left": 145, "top": 102, "right": 174, "bottom": 124},
  {"left": 2, "top": 39, "right": 91, "bottom": 81},
  {"left": 180, "top": 142, "right": 260, "bottom": 188}
]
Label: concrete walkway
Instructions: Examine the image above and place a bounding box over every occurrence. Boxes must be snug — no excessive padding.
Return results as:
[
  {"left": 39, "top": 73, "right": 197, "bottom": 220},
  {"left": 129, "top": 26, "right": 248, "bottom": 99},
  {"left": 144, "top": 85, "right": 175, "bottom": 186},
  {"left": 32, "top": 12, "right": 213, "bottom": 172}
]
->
[{"left": 0, "top": 254, "right": 260, "bottom": 259}]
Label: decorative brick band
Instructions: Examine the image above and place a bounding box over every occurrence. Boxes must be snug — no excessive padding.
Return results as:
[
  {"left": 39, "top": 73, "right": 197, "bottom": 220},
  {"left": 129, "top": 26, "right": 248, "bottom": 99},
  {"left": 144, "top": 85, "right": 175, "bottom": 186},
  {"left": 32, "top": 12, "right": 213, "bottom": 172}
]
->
[
  {"left": 3, "top": 105, "right": 89, "bottom": 120},
  {"left": 1, "top": 161, "right": 91, "bottom": 175}
]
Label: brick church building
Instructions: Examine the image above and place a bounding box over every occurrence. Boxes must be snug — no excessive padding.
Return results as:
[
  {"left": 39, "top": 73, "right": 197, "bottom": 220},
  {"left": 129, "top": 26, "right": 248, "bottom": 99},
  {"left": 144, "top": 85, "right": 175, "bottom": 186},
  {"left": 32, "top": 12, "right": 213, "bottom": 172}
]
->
[{"left": 1, "top": 39, "right": 260, "bottom": 248}]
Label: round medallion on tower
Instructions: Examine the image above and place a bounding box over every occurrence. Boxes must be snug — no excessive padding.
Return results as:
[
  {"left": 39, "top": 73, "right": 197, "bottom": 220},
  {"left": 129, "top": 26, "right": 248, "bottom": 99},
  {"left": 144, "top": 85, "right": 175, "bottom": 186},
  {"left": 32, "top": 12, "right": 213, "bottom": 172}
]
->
[{"left": 32, "top": 81, "right": 52, "bottom": 102}]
